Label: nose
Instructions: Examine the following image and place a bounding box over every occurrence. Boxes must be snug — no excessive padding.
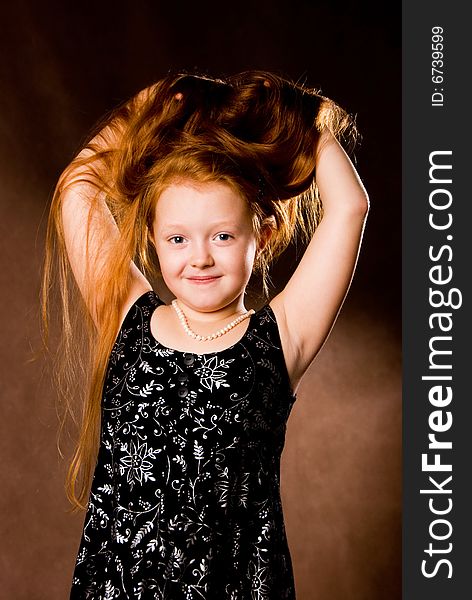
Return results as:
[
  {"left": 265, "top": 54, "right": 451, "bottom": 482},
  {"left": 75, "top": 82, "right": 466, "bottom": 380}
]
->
[{"left": 189, "top": 242, "right": 215, "bottom": 268}]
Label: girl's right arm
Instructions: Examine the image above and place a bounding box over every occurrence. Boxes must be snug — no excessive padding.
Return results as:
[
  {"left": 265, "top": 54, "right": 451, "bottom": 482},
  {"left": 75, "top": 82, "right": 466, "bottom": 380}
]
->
[
  {"left": 60, "top": 91, "right": 154, "bottom": 328},
  {"left": 61, "top": 182, "right": 152, "bottom": 329}
]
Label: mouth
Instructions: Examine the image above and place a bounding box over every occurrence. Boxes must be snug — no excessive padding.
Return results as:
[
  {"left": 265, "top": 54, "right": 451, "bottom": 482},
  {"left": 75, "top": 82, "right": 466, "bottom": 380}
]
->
[{"left": 187, "top": 276, "right": 221, "bottom": 284}]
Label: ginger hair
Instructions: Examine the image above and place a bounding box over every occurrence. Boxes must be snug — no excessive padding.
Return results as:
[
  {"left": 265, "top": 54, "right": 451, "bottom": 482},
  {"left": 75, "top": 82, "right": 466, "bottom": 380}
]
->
[{"left": 40, "top": 69, "right": 357, "bottom": 509}]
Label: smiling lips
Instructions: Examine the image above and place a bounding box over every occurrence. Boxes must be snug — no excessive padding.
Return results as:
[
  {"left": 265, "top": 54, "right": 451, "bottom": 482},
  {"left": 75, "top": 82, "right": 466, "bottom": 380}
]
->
[{"left": 187, "top": 276, "right": 221, "bottom": 284}]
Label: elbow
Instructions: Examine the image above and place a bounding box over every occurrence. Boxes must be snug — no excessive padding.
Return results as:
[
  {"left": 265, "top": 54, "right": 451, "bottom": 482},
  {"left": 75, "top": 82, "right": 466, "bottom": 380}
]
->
[
  {"left": 339, "top": 192, "right": 369, "bottom": 221},
  {"left": 351, "top": 177, "right": 370, "bottom": 217},
  {"left": 362, "top": 193, "right": 370, "bottom": 216},
  {"left": 353, "top": 191, "right": 370, "bottom": 218},
  {"left": 322, "top": 194, "right": 370, "bottom": 225}
]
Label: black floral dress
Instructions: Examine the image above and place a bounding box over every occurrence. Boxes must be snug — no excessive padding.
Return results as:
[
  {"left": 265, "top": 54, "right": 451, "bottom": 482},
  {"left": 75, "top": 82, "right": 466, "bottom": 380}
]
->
[{"left": 70, "top": 290, "right": 298, "bottom": 600}]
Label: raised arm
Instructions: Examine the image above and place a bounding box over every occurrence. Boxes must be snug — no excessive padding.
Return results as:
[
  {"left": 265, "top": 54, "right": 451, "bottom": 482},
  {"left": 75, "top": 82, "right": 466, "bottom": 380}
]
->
[
  {"left": 59, "top": 90, "right": 154, "bottom": 328},
  {"left": 272, "top": 128, "right": 370, "bottom": 385},
  {"left": 60, "top": 183, "right": 151, "bottom": 328}
]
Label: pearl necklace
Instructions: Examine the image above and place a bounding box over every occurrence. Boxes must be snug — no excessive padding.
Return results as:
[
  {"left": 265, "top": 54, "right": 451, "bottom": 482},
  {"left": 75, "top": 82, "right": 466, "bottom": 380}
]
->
[{"left": 171, "top": 299, "right": 255, "bottom": 342}]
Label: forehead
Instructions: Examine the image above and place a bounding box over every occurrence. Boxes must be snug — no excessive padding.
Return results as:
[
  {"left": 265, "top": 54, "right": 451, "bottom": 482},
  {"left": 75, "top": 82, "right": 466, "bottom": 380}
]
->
[{"left": 154, "top": 181, "right": 252, "bottom": 227}]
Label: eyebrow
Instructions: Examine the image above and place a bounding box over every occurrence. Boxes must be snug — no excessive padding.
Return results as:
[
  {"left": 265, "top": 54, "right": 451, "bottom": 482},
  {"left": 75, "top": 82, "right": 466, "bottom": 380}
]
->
[{"left": 159, "top": 221, "right": 240, "bottom": 232}]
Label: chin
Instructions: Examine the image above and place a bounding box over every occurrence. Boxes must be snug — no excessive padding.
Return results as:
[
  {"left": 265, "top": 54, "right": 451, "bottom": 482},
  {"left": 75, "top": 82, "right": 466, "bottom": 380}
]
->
[{"left": 183, "top": 294, "right": 236, "bottom": 312}]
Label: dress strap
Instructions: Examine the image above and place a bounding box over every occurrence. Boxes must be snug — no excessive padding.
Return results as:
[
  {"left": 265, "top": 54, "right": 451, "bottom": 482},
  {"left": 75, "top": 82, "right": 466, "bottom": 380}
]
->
[
  {"left": 115, "top": 290, "right": 162, "bottom": 338},
  {"left": 138, "top": 289, "right": 163, "bottom": 309},
  {"left": 250, "top": 302, "right": 297, "bottom": 401}
]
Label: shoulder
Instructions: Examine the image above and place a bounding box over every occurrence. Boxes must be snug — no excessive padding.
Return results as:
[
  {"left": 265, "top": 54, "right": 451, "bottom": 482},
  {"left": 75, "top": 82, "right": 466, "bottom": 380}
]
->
[{"left": 117, "top": 281, "right": 155, "bottom": 333}]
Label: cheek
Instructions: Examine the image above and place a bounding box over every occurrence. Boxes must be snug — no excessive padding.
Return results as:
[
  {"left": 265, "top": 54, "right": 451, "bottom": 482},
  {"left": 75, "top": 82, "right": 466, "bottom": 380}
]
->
[
  {"left": 246, "top": 238, "right": 258, "bottom": 261},
  {"left": 237, "top": 244, "right": 257, "bottom": 274},
  {"left": 155, "top": 246, "right": 180, "bottom": 275}
]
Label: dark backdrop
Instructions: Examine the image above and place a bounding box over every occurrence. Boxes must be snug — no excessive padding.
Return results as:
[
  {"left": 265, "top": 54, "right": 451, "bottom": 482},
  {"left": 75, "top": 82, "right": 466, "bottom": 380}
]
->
[{"left": 0, "top": 2, "right": 401, "bottom": 599}]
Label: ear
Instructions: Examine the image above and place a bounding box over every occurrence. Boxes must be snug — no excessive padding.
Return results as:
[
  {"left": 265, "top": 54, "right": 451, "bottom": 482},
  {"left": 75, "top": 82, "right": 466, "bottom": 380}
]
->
[
  {"left": 257, "top": 216, "right": 276, "bottom": 254},
  {"left": 147, "top": 224, "right": 156, "bottom": 250}
]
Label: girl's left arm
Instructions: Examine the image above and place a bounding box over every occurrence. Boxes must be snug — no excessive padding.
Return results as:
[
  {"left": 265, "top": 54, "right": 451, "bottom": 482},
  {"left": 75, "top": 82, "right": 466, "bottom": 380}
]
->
[{"left": 274, "top": 128, "right": 370, "bottom": 382}]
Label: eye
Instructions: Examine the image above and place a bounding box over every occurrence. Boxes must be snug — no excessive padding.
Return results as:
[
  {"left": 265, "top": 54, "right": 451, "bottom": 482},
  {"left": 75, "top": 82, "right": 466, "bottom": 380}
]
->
[
  {"left": 215, "top": 233, "right": 233, "bottom": 242},
  {"left": 169, "top": 236, "right": 186, "bottom": 244}
]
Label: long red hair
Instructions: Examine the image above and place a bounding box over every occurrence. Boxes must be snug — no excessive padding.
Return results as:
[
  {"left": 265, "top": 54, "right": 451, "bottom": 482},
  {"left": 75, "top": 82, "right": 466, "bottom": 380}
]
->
[{"left": 40, "top": 69, "right": 357, "bottom": 509}]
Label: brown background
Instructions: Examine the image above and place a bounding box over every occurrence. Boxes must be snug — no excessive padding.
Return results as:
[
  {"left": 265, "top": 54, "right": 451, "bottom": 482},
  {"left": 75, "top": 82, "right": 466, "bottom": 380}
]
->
[{"left": 0, "top": 1, "right": 401, "bottom": 598}]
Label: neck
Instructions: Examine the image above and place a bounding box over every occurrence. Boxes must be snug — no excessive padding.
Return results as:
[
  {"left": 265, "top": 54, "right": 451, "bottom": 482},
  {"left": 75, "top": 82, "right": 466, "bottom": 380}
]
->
[
  {"left": 171, "top": 298, "right": 255, "bottom": 342},
  {"left": 172, "top": 298, "right": 247, "bottom": 325}
]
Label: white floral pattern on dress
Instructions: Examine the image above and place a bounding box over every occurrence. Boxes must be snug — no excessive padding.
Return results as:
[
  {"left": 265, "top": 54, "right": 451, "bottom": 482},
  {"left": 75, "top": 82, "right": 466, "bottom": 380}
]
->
[
  {"left": 70, "top": 291, "right": 297, "bottom": 600},
  {"left": 119, "top": 441, "right": 159, "bottom": 487}
]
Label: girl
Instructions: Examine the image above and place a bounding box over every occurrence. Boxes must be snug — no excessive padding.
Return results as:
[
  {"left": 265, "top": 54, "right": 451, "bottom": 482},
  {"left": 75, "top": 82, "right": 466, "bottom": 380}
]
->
[{"left": 42, "top": 70, "right": 369, "bottom": 599}]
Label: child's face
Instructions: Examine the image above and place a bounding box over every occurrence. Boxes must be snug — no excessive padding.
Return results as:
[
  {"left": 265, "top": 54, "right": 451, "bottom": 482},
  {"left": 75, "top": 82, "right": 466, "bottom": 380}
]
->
[{"left": 151, "top": 180, "right": 258, "bottom": 312}]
